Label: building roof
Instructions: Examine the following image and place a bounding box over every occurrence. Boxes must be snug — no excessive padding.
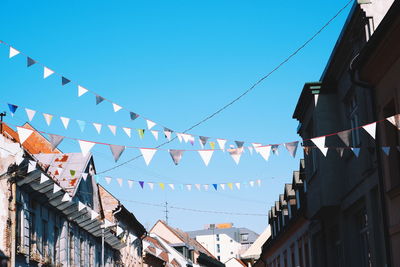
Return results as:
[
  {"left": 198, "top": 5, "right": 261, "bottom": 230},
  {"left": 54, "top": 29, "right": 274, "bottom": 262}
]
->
[
  {"left": 240, "top": 226, "right": 271, "bottom": 260},
  {"left": 144, "top": 236, "right": 172, "bottom": 264},
  {"left": 187, "top": 226, "right": 259, "bottom": 245},
  {"left": 225, "top": 257, "right": 247, "bottom": 266}
]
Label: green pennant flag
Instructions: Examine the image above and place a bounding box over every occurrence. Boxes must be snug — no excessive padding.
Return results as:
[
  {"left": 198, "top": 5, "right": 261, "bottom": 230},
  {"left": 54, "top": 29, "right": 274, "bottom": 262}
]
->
[
  {"left": 137, "top": 129, "right": 145, "bottom": 139},
  {"left": 70, "top": 170, "right": 76, "bottom": 177}
]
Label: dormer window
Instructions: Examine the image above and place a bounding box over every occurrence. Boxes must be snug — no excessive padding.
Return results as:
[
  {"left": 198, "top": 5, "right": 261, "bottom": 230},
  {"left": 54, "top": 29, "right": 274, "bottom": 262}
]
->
[
  {"left": 296, "top": 190, "right": 301, "bottom": 210},
  {"left": 288, "top": 203, "right": 292, "bottom": 219}
]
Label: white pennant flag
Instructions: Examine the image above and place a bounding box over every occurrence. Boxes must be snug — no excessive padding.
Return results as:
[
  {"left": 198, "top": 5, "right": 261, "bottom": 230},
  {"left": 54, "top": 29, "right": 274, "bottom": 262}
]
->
[
  {"left": 217, "top": 139, "right": 227, "bottom": 151},
  {"left": 78, "top": 140, "right": 95, "bottom": 157},
  {"left": 148, "top": 182, "right": 154, "bottom": 190},
  {"left": 386, "top": 114, "right": 400, "bottom": 129},
  {"left": 60, "top": 117, "right": 70, "bottom": 129},
  {"left": 117, "top": 178, "right": 123, "bottom": 187},
  {"left": 104, "top": 219, "right": 113, "bottom": 228},
  {"left": 257, "top": 179, "right": 262, "bottom": 187},
  {"left": 123, "top": 127, "right": 131, "bottom": 138},
  {"left": 220, "top": 184, "right": 226, "bottom": 190},
  {"left": 62, "top": 193, "right": 71, "bottom": 202},
  {"left": 105, "top": 177, "right": 112, "bottom": 184},
  {"left": 17, "top": 127, "right": 34, "bottom": 144},
  {"left": 117, "top": 226, "right": 124, "bottom": 236},
  {"left": 151, "top": 130, "right": 159, "bottom": 141},
  {"left": 249, "top": 181, "right": 255, "bottom": 187},
  {"left": 198, "top": 150, "right": 214, "bottom": 166},
  {"left": 40, "top": 173, "right": 49, "bottom": 184},
  {"left": 28, "top": 160, "right": 36, "bottom": 173},
  {"left": 128, "top": 180, "right": 133, "bottom": 188},
  {"left": 143, "top": 241, "right": 151, "bottom": 251},
  {"left": 108, "top": 125, "right": 117, "bottom": 136},
  {"left": 228, "top": 147, "right": 244, "bottom": 164},
  {"left": 78, "top": 202, "right": 86, "bottom": 211},
  {"left": 43, "top": 113, "right": 53, "bottom": 126},
  {"left": 129, "top": 234, "right": 137, "bottom": 243},
  {"left": 176, "top": 133, "right": 183, "bottom": 143},
  {"left": 81, "top": 173, "right": 88, "bottom": 181},
  {"left": 146, "top": 120, "right": 156, "bottom": 130},
  {"left": 182, "top": 134, "right": 191, "bottom": 143},
  {"left": 256, "top": 146, "right": 271, "bottom": 161},
  {"left": 155, "top": 248, "right": 162, "bottom": 257},
  {"left": 78, "top": 85, "right": 88, "bottom": 97},
  {"left": 195, "top": 184, "right": 201, "bottom": 191},
  {"left": 235, "top": 182, "right": 241, "bottom": 190},
  {"left": 248, "top": 146, "right": 254, "bottom": 155},
  {"left": 140, "top": 148, "right": 157, "bottom": 166},
  {"left": 25, "top": 108, "right": 36, "bottom": 122},
  {"left": 186, "top": 184, "right": 192, "bottom": 191},
  {"left": 252, "top": 143, "right": 262, "bottom": 153},
  {"left": 362, "top": 122, "right": 376, "bottom": 139},
  {"left": 93, "top": 123, "right": 102, "bottom": 134},
  {"left": 43, "top": 67, "right": 55, "bottom": 79},
  {"left": 112, "top": 103, "right": 122, "bottom": 112},
  {"left": 91, "top": 210, "right": 99, "bottom": 220},
  {"left": 9, "top": 47, "right": 20, "bottom": 58},
  {"left": 203, "top": 184, "right": 209, "bottom": 191},
  {"left": 311, "top": 136, "right": 328, "bottom": 157},
  {"left": 53, "top": 184, "right": 62, "bottom": 194},
  {"left": 168, "top": 184, "right": 175, "bottom": 190}
]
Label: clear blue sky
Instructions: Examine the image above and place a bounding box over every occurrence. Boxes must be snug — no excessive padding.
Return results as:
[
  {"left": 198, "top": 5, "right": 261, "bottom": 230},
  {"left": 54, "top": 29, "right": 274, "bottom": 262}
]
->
[{"left": 0, "top": 0, "right": 351, "bottom": 234}]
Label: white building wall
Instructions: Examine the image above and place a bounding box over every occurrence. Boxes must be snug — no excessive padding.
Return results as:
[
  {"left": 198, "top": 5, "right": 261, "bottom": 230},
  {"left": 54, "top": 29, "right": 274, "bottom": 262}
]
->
[{"left": 195, "top": 233, "right": 241, "bottom": 263}]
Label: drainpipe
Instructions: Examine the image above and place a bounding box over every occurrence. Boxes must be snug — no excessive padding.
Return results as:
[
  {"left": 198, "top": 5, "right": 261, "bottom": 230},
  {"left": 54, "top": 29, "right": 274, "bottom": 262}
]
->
[
  {"left": 350, "top": 54, "right": 392, "bottom": 267},
  {"left": 9, "top": 172, "right": 17, "bottom": 267}
]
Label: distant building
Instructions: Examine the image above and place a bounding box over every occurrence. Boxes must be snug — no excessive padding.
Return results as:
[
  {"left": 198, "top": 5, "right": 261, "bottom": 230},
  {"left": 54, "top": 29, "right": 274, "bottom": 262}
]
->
[
  {"left": 240, "top": 226, "right": 271, "bottom": 266},
  {"left": 187, "top": 223, "right": 258, "bottom": 263}
]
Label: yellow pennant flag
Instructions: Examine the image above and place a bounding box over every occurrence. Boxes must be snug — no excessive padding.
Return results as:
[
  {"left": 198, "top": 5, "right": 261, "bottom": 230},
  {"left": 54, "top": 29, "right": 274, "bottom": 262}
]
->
[
  {"left": 159, "top": 183, "right": 165, "bottom": 190},
  {"left": 137, "top": 129, "right": 145, "bottom": 139},
  {"left": 209, "top": 141, "right": 215, "bottom": 150},
  {"left": 227, "top": 183, "right": 233, "bottom": 190}
]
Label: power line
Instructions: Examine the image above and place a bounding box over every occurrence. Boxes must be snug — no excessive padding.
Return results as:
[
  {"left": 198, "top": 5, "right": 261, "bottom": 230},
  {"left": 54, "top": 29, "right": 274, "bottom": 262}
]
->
[{"left": 97, "top": 0, "right": 353, "bottom": 174}]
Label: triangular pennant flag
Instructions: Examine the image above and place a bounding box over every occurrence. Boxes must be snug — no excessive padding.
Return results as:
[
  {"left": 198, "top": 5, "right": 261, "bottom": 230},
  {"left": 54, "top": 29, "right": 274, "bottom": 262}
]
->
[
  {"left": 164, "top": 128, "right": 172, "bottom": 141},
  {"left": 284, "top": 141, "right": 299, "bottom": 158},
  {"left": 235, "top": 182, "right": 241, "bottom": 190},
  {"left": 53, "top": 184, "right": 62, "bottom": 194},
  {"left": 257, "top": 179, "right": 262, "bottom": 187},
  {"left": 117, "top": 226, "right": 124, "bottom": 236},
  {"left": 109, "top": 144, "right": 125, "bottom": 162},
  {"left": 311, "top": 136, "right": 328, "bottom": 156},
  {"left": 130, "top": 112, "right": 139, "bottom": 121},
  {"left": 146, "top": 120, "right": 156, "bottom": 130},
  {"left": 148, "top": 182, "right": 154, "bottom": 190},
  {"left": 104, "top": 219, "right": 113, "bottom": 228},
  {"left": 108, "top": 125, "right": 117, "bottom": 136},
  {"left": 220, "top": 184, "right": 226, "bottom": 190},
  {"left": 43, "top": 67, "right": 54, "bottom": 79},
  {"left": 195, "top": 184, "right": 201, "bottom": 191},
  {"left": 235, "top": 141, "right": 244, "bottom": 148},
  {"left": 182, "top": 134, "right": 191, "bottom": 143},
  {"left": 387, "top": 114, "right": 400, "bottom": 129},
  {"left": 27, "top": 160, "right": 36, "bottom": 173},
  {"left": 169, "top": 150, "right": 184, "bottom": 165},
  {"left": 139, "top": 181, "right": 144, "bottom": 189},
  {"left": 105, "top": 177, "right": 112, "bottom": 184},
  {"left": 203, "top": 184, "right": 209, "bottom": 191},
  {"left": 257, "top": 146, "right": 271, "bottom": 161},
  {"left": 43, "top": 113, "right": 53, "bottom": 126},
  {"left": 336, "top": 148, "right": 345, "bottom": 157},
  {"left": 351, "top": 147, "right": 360, "bottom": 157},
  {"left": 143, "top": 241, "right": 151, "bottom": 251},
  {"left": 61, "top": 77, "right": 71, "bottom": 86},
  {"left": 122, "top": 127, "right": 131, "bottom": 138},
  {"left": 78, "top": 85, "right": 88, "bottom": 97},
  {"left": 186, "top": 184, "right": 192, "bottom": 191},
  {"left": 337, "top": 130, "right": 351, "bottom": 147},
  {"left": 117, "top": 178, "right": 123, "bottom": 187},
  {"left": 362, "top": 122, "right": 376, "bottom": 139},
  {"left": 40, "top": 173, "right": 49, "bottom": 184},
  {"left": 212, "top": 184, "right": 218, "bottom": 191},
  {"left": 151, "top": 130, "right": 159, "bottom": 141},
  {"left": 17, "top": 127, "right": 34, "bottom": 144},
  {"left": 95, "top": 95, "right": 105, "bottom": 105},
  {"left": 189, "top": 135, "right": 195, "bottom": 145},
  {"left": 176, "top": 133, "right": 183, "bottom": 143},
  {"left": 155, "top": 248, "right": 162, "bottom": 257},
  {"left": 70, "top": 170, "right": 76, "bottom": 177},
  {"left": 248, "top": 146, "right": 254, "bottom": 155},
  {"left": 78, "top": 202, "right": 86, "bottom": 211},
  {"left": 8, "top": 104, "right": 18, "bottom": 115},
  {"left": 60, "top": 117, "right": 70, "bottom": 129},
  {"left": 227, "top": 183, "right": 233, "bottom": 190},
  {"left": 228, "top": 147, "right": 244, "bottom": 164},
  {"left": 137, "top": 129, "right": 145, "bottom": 139},
  {"left": 271, "top": 145, "right": 279, "bottom": 155},
  {"left": 75, "top": 120, "right": 86, "bottom": 132},
  {"left": 314, "top": 94, "right": 319, "bottom": 107},
  {"left": 128, "top": 180, "right": 134, "bottom": 188},
  {"left": 9, "top": 47, "right": 20, "bottom": 58},
  {"left": 168, "top": 184, "right": 175, "bottom": 190},
  {"left": 91, "top": 210, "right": 99, "bottom": 220},
  {"left": 199, "top": 136, "right": 209, "bottom": 148},
  {"left": 93, "top": 123, "right": 102, "bottom": 134},
  {"left": 140, "top": 148, "right": 157, "bottom": 166},
  {"left": 198, "top": 150, "right": 214, "bottom": 166},
  {"left": 249, "top": 181, "right": 255, "bottom": 187},
  {"left": 209, "top": 142, "right": 215, "bottom": 150},
  {"left": 159, "top": 183, "right": 165, "bottom": 190},
  {"left": 25, "top": 108, "right": 36, "bottom": 122},
  {"left": 62, "top": 193, "right": 71, "bottom": 202},
  {"left": 27, "top": 57, "right": 36, "bottom": 67},
  {"left": 252, "top": 143, "right": 262, "bottom": 149},
  {"left": 78, "top": 140, "right": 95, "bottom": 157},
  {"left": 49, "top": 134, "right": 64, "bottom": 150},
  {"left": 112, "top": 103, "right": 122, "bottom": 112},
  {"left": 382, "top": 146, "right": 390, "bottom": 156},
  {"left": 81, "top": 173, "right": 88, "bottom": 181}
]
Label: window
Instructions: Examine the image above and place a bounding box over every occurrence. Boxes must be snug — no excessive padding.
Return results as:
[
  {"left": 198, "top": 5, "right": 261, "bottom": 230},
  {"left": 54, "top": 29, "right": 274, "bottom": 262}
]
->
[
  {"left": 357, "top": 210, "right": 372, "bottom": 266},
  {"left": 347, "top": 93, "right": 360, "bottom": 147},
  {"left": 69, "top": 232, "right": 74, "bottom": 266},
  {"left": 80, "top": 238, "right": 85, "bottom": 266},
  {"left": 30, "top": 212, "right": 36, "bottom": 254},
  {"left": 16, "top": 204, "right": 22, "bottom": 251},
  {"left": 283, "top": 250, "right": 288, "bottom": 267},
  {"left": 54, "top": 227, "right": 59, "bottom": 265},
  {"left": 298, "top": 238, "right": 303, "bottom": 267},
  {"left": 216, "top": 244, "right": 220, "bottom": 253},
  {"left": 290, "top": 244, "right": 296, "bottom": 267},
  {"left": 216, "top": 234, "right": 220, "bottom": 241},
  {"left": 89, "top": 242, "right": 94, "bottom": 267},
  {"left": 217, "top": 256, "right": 220, "bottom": 261},
  {"left": 304, "top": 239, "right": 310, "bottom": 267},
  {"left": 240, "top": 233, "right": 249, "bottom": 242},
  {"left": 42, "top": 220, "right": 48, "bottom": 257}
]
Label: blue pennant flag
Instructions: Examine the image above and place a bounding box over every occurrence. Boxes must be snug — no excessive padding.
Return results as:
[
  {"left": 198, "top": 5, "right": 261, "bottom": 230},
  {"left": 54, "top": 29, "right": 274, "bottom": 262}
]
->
[
  {"left": 77, "top": 120, "right": 86, "bottom": 132},
  {"left": 8, "top": 103, "right": 18, "bottom": 114},
  {"left": 212, "top": 184, "right": 218, "bottom": 191}
]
